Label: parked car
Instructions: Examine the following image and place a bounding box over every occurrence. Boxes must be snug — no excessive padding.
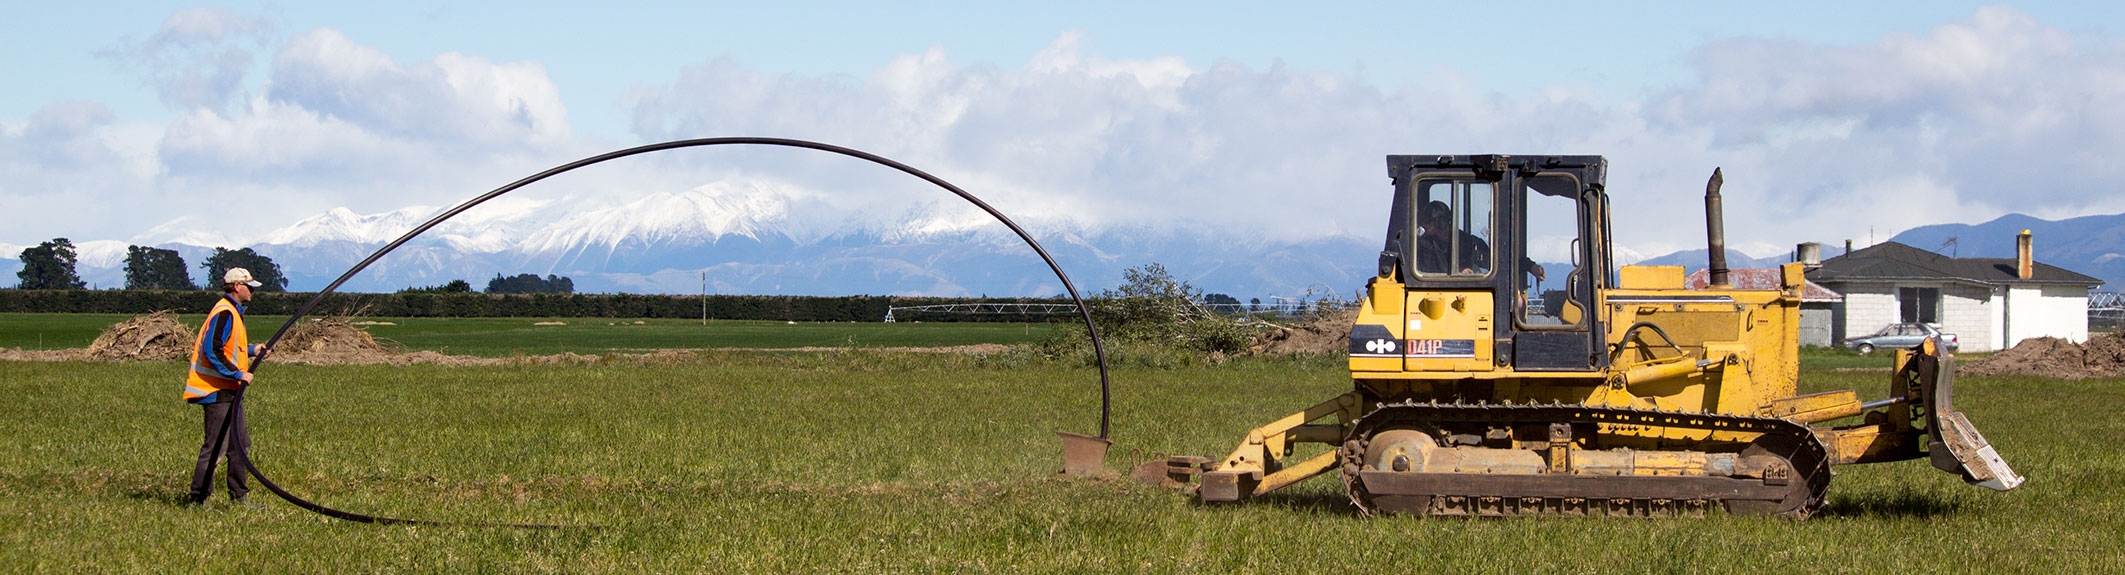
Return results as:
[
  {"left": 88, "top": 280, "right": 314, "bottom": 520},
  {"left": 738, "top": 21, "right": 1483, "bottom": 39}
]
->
[{"left": 1843, "top": 322, "right": 1959, "bottom": 354}]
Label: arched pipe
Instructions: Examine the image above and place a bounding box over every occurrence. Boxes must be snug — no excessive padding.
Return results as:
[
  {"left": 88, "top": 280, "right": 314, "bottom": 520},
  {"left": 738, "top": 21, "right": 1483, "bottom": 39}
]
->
[{"left": 214, "top": 137, "right": 1112, "bottom": 525}]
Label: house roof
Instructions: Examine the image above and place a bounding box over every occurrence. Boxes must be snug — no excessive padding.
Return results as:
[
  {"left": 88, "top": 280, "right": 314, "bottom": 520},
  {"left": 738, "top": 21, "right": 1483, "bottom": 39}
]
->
[
  {"left": 1683, "top": 268, "right": 1843, "bottom": 302},
  {"left": 1806, "top": 241, "right": 2101, "bottom": 287}
]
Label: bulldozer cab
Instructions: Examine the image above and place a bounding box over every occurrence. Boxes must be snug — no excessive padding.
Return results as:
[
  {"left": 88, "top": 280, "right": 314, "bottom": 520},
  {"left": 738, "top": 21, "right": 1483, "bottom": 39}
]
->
[{"left": 1383, "top": 155, "right": 1613, "bottom": 372}]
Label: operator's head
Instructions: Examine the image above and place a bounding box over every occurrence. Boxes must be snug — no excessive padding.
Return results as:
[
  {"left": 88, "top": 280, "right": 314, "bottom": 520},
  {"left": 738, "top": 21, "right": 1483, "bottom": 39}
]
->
[
  {"left": 222, "top": 267, "right": 262, "bottom": 295},
  {"left": 1423, "top": 200, "right": 1452, "bottom": 233}
]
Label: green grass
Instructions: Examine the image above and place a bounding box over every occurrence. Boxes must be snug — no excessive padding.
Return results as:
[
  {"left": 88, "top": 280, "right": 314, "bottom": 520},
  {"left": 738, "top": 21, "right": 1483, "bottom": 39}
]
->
[
  {"left": 2, "top": 348, "right": 2120, "bottom": 573},
  {"left": 0, "top": 313, "right": 140, "bottom": 350},
  {"left": 0, "top": 313, "right": 1061, "bottom": 356}
]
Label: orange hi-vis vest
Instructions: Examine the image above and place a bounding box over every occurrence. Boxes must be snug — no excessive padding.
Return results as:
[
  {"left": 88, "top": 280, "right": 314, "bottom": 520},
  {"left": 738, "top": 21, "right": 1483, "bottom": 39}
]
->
[{"left": 184, "top": 295, "right": 250, "bottom": 403}]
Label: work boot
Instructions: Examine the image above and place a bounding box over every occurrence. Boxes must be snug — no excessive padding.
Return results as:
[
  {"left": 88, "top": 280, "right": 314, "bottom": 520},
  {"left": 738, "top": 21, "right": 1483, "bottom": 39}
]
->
[
  {"left": 232, "top": 495, "right": 266, "bottom": 510},
  {"left": 184, "top": 495, "right": 214, "bottom": 511}
]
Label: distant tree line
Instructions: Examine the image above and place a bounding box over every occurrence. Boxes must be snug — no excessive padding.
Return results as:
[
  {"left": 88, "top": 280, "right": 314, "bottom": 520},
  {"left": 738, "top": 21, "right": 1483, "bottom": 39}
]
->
[
  {"left": 399, "top": 279, "right": 474, "bottom": 294},
  {"left": 486, "top": 273, "right": 573, "bottom": 294},
  {"left": 12, "top": 237, "right": 573, "bottom": 297},
  {"left": 13, "top": 238, "right": 291, "bottom": 292},
  {"left": 0, "top": 290, "right": 1064, "bottom": 322}
]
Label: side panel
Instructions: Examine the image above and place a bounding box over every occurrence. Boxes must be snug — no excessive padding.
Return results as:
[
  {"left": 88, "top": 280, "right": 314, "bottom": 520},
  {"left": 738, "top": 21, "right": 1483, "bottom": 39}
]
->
[
  {"left": 1514, "top": 332, "right": 1590, "bottom": 370},
  {"left": 1350, "top": 278, "right": 1409, "bottom": 373},
  {"left": 1401, "top": 291, "right": 1495, "bottom": 373}
]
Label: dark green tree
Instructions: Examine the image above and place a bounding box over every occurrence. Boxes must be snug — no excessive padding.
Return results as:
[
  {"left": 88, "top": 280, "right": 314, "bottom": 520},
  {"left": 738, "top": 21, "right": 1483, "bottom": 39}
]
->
[
  {"left": 16, "top": 238, "right": 87, "bottom": 290},
  {"left": 124, "top": 245, "right": 196, "bottom": 290},
  {"left": 399, "top": 279, "right": 473, "bottom": 294},
  {"left": 1203, "top": 293, "right": 1240, "bottom": 306},
  {"left": 200, "top": 247, "right": 290, "bottom": 292},
  {"left": 486, "top": 273, "right": 574, "bottom": 294}
]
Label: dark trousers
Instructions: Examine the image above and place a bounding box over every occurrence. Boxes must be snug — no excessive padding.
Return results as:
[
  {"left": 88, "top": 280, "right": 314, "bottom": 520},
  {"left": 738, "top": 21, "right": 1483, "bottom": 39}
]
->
[{"left": 188, "top": 400, "right": 251, "bottom": 502}]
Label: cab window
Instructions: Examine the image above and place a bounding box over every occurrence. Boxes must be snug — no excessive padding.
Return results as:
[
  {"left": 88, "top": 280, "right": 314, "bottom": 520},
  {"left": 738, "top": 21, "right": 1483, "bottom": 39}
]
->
[
  {"left": 1519, "top": 175, "right": 1586, "bottom": 328},
  {"left": 1412, "top": 180, "right": 1494, "bottom": 279}
]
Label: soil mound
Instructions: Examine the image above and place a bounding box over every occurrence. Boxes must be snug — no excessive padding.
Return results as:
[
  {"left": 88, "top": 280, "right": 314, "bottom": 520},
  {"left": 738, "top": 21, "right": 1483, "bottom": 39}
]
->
[
  {"left": 1964, "top": 332, "right": 2125, "bottom": 380},
  {"left": 270, "top": 317, "right": 400, "bottom": 365},
  {"left": 1250, "top": 308, "right": 1358, "bottom": 355},
  {"left": 84, "top": 311, "right": 196, "bottom": 361}
]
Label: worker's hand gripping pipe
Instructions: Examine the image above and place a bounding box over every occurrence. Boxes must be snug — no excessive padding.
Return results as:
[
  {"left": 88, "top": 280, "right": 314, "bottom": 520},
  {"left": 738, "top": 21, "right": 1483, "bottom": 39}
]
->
[{"left": 202, "top": 137, "right": 1115, "bottom": 527}]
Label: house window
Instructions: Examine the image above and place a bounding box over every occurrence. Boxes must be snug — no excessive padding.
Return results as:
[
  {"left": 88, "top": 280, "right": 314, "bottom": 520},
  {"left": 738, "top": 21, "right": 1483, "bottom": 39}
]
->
[{"left": 1898, "top": 287, "right": 1940, "bottom": 324}]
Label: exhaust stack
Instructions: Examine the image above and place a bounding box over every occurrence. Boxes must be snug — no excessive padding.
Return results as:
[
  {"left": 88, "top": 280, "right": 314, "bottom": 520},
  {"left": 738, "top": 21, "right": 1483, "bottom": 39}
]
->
[{"left": 1704, "top": 168, "right": 1728, "bottom": 288}]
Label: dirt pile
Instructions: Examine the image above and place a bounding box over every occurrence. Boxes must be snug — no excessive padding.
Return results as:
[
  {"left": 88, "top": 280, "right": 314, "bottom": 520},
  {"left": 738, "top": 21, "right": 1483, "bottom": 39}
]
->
[
  {"left": 1249, "top": 308, "right": 1358, "bottom": 355},
  {"left": 1964, "top": 332, "right": 2125, "bottom": 380},
  {"left": 83, "top": 311, "right": 196, "bottom": 361},
  {"left": 269, "top": 317, "right": 401, "bottom": 365}
]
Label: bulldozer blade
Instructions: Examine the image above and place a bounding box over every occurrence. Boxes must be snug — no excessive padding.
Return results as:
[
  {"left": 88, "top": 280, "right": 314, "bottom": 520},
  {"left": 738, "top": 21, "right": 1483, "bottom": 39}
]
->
[
  {"left": 1915, "top": 352, "right": 2025, "bottom": 491},
  {"left": 1057, "top": 431, "right": 1113, "bottom": 476}
]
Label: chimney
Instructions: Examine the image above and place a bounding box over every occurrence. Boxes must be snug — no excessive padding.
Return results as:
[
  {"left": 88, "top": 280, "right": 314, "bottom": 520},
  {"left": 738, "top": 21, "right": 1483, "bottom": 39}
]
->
[
  {"left": 1844, "top": 239, "right": 1852, "bottom": 255},
  {"left": 1796, "top": 242, "right": 1823, "bottom": 269},
  {"left": 2017, "top": 230, "right": 2034, "bottom": 279}
]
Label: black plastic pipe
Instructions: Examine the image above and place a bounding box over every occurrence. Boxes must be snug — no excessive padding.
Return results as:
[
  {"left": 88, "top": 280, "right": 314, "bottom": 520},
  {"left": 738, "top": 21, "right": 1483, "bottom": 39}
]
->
[{"left": 212, "top": 137, "right": 1114, "bottom": 526}]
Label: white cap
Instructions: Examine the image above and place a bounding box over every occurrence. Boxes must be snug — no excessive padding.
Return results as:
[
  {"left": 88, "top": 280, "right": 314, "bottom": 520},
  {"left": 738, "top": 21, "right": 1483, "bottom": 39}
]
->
[{"left": 224, "top": 267, "right": 263, "bottom": 287}]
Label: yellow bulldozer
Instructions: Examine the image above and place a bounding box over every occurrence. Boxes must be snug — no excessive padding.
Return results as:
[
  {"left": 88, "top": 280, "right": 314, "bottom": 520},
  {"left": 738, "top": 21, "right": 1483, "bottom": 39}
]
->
[{"left": 1164, "top": 155, "right": 2021, "bottom": 518}]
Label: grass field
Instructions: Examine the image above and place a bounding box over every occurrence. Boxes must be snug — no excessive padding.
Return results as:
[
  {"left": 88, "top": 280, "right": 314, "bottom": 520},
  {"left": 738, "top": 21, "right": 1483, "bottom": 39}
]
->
[
  {"left": 2, "top": 317, "right": 2121, "bottom": 572},
  {"left": 0, "top": 312, "right": 1062, "bottom": 356}
]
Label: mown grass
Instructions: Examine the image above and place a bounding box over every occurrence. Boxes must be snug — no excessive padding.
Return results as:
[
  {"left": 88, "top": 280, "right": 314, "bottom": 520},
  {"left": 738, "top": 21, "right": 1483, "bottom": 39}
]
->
[
  {"left": 0, "top": 312, "right": 1060, "bottom": 356},
  {"left": 2, "top": 344, "right": 2120, "bottom": 573}
]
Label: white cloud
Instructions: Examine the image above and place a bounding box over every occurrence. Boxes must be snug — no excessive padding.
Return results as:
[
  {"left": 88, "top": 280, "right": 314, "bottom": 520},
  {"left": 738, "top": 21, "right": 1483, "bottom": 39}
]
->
[
  {"left": 10, "top": 6, "right": 2125, "bottom": 267},
  {"left": 1658, "top": 5, "right": 2125, "bottom": 231},
  {"left": 97, "top": 8, "right": 273, "bottom": 113},
  {"left": 267, "top": 29, "right": 571, "bottom": 147}
]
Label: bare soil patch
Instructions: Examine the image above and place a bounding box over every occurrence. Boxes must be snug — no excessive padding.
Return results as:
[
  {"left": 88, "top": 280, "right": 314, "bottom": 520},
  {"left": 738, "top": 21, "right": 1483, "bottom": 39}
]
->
[
  {"left": 2, "top": 313, "right": 1019, "bottom": 366},
  {"left": 726, "top": 344, "right": 1014, "bottom": 355},
  {"left": 0, "top": 348, "right": 85, "bottom": 361},
  {"left": 1249, "top": 308, "right": 1357, "bottom": 355},
  {"left": 1964, "top": 332, "right": 2125, "bottom": 380}
]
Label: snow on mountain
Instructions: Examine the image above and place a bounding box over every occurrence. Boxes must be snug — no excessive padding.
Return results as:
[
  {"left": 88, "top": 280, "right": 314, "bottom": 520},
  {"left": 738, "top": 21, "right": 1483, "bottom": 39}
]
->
[
  {"left": 515, "top": 182, "right": 792, "bottom": 255},
  {"left": 253, "top": 206, "right": 440, "bottom": 247},
  {"left": 62, "top": 197, "right": 2119, "bottom": 299},
  {"left": 74, "top": 240, "right": 131, "bottom": 269},
  {"left": 130, "top": 216, "right": 239, "bottom": 249},
  {"left": 430, "top": 196, "right": 560, "bottom": 253}
]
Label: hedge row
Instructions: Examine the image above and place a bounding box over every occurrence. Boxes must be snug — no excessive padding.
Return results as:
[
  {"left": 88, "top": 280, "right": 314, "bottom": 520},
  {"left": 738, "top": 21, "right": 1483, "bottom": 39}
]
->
[{"left": 0, "top": 290, "right": 1073, "bottom": 322}]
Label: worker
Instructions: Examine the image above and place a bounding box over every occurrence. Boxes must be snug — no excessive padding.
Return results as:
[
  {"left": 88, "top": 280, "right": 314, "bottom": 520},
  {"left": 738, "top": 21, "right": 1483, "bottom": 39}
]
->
[
  {"left": 1416, "top": 200, "right": 1555, "bottom": 319},
  {"left": 1416, "top": 200, "right": 1493, "bottom": 274},
  {"left": 183, "top": 267, "right": 269, "bottom": 508}
]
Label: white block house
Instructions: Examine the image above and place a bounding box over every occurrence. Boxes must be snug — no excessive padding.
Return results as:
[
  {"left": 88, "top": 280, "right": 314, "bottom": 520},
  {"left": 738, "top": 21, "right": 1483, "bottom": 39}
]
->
[{"left": 1806, "top": 233, "right": 2100, "bottom": 351}]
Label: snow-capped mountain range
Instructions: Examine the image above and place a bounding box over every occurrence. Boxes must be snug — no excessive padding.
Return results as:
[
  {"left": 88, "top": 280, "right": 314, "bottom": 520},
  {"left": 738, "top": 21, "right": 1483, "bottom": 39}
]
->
[
  {"left": 1, "top": 183, "right": 1382, "bottom": 299},
  {"left": 11, "top": 187, "right": 2118, "bottom": 297}
]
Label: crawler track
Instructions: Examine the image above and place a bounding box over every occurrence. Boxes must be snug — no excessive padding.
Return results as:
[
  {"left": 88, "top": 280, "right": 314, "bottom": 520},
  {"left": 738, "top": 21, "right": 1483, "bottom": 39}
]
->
[{"left": 1339, "top": 401, "right": 1831, "bottom": 518}]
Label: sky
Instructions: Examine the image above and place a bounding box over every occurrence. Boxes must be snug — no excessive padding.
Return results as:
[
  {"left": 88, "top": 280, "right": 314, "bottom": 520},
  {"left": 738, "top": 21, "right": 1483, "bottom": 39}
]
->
[{"left": 7, "top": 1, "right": 2125, "bottom": 262}]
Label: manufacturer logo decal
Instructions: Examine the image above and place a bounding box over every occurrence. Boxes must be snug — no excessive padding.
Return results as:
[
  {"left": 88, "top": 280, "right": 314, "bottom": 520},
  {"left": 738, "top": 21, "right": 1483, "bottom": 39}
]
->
[
  {"left": 1363, "top": 338, "right": 1398, "bottom": 354},
  {"left": 1348, "top": 324, "right": 1399, "bottom": 358}
]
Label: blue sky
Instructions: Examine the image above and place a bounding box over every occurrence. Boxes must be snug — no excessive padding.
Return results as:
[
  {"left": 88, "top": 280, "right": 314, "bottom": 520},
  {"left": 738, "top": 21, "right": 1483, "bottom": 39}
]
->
[{"left": 7, "top": 1, "right": 2125, "bottom": 261}]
